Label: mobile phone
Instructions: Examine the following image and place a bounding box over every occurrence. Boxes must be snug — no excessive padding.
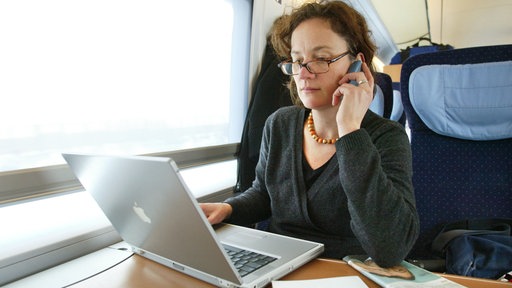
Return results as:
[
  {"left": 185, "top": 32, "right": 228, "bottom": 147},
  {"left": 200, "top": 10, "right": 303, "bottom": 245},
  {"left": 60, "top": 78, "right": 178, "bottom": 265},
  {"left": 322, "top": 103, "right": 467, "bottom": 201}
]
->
[{"left": 347, "top": 60, "right": 362, "bottom": 86}]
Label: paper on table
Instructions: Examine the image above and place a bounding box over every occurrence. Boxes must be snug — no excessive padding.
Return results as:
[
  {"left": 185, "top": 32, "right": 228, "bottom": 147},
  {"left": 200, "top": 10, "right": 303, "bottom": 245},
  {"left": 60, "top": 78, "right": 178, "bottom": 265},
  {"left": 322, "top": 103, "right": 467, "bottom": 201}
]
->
[{"left": 271, "top": 276, "right": 368, "bottom": 288}]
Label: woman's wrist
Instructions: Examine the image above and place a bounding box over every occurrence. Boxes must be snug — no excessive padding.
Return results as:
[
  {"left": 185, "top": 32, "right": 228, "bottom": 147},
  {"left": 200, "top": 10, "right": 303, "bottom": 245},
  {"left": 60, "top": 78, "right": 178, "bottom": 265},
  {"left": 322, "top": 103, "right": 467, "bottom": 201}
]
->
[{"left": 221, "top": 202, "right": 233, "bottom": 219}]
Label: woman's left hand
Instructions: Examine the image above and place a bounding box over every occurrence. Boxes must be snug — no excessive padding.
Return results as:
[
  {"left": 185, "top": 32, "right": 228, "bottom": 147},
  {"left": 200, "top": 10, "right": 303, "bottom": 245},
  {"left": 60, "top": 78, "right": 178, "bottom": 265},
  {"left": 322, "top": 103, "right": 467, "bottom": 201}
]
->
[{"left": 332, "top": 61, "right": 374, "bottom": 137}]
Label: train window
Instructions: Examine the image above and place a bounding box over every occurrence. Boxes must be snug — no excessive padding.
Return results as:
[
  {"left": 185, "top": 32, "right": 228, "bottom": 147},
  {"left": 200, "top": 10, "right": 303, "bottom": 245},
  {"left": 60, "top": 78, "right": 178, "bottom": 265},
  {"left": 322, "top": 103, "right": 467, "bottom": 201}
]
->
[
  {"left": 0, "top": 0, "right": 250, "bottom": 203},
  {"left": 0, "top": 0, "right": 250, "bottom": 173}
]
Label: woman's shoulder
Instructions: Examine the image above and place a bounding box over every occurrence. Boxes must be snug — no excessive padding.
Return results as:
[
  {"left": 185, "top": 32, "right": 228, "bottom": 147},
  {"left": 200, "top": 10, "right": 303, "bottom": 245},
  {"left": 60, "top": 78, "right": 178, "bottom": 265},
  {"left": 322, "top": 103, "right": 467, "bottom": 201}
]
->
[
  {"left": 363, "top": 110, "right": 409, "bottom": 144},
  {"left": 267, "top": 105, "right": 303, "bottom": 122},
  {"left": 364, "top": 110, "right": 405, "bottom": 131}
]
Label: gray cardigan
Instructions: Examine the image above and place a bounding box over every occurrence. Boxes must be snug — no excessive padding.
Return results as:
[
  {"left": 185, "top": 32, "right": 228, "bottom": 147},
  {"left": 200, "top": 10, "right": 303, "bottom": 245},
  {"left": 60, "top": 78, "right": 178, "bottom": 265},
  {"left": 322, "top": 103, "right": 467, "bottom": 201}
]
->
[{"left": 225, "top": 106, "right": 419, "bottom": 267}]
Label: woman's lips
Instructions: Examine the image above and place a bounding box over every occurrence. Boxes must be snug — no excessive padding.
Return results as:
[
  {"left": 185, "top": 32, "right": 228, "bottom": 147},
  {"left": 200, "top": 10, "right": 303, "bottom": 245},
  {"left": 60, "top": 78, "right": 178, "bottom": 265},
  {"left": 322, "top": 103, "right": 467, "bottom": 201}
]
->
[{"left": 301, "top": 86, "right": 319, "bottom": 93}]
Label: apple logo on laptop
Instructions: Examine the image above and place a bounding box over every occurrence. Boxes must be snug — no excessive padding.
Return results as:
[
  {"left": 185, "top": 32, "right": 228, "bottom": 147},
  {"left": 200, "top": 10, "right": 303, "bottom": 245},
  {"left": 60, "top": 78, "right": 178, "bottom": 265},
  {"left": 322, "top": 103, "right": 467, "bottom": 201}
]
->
[{"left": 133, "top": 202, "right": 152, "bottom": 223}]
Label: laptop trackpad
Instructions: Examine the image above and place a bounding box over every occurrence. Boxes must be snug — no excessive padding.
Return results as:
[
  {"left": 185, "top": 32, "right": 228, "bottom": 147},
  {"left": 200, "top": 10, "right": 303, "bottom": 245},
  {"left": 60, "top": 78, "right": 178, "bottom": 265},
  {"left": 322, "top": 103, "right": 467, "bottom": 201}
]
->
[{"left": 225, "top": 231, "right": 267, "bottom": 243}]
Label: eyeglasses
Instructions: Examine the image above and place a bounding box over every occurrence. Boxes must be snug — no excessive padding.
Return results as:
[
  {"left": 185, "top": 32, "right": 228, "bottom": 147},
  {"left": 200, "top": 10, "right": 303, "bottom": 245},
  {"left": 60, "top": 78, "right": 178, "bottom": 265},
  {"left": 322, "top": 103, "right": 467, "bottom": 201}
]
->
[{"left": 278, "top": 51, "right": 352, "bottom": 75}]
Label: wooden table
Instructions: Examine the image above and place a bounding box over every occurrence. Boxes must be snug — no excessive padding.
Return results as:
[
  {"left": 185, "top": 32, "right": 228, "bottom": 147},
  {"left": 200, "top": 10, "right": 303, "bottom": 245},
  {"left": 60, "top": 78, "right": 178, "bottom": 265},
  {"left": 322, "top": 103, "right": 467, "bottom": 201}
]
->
[{"left": 70, "top": 254, "right": 511, "bottom": 287}]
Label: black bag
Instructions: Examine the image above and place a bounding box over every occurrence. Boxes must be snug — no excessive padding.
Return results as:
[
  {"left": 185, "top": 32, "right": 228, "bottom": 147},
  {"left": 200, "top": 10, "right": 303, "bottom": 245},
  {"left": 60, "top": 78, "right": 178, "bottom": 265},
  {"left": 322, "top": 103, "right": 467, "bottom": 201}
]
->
[
  {"left": 390, "top": 37, "right": 454, "bottom": 64},
  {"left": 432, "top": 218, "right": 512, "bottom": 279}
]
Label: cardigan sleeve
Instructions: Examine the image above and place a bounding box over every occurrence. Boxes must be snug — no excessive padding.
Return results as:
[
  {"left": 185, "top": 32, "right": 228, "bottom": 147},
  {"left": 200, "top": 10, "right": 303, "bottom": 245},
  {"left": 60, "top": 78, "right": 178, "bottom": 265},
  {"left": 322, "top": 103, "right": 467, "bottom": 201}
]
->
[
  {"left": 224, "top": 112, "right": 274, "bottom": 226},
  {"left": 335, "top": 121, "right": 419, "bottom": 268}
]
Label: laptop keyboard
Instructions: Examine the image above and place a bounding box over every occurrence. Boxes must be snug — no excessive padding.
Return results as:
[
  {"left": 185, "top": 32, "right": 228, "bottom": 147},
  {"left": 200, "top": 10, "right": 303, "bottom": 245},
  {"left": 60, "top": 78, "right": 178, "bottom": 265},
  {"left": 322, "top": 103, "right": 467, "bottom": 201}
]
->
[{"left": 223, "top": 244, "right": 277, "bottom": 277}]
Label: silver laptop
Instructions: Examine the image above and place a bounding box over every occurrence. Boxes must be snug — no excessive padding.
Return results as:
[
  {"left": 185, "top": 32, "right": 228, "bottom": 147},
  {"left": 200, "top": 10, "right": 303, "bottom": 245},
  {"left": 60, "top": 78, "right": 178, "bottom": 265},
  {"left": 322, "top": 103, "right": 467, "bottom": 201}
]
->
[{"left": 62, "top": 153, "right": 324, "bottom": 288}]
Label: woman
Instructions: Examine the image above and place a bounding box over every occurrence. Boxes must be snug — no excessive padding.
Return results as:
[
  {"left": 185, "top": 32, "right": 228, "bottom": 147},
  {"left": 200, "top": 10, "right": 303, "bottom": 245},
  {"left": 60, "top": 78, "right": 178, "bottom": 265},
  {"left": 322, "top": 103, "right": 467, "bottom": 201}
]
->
[{"left": 200, "top": 1, "right": 419, "bottom": 267}]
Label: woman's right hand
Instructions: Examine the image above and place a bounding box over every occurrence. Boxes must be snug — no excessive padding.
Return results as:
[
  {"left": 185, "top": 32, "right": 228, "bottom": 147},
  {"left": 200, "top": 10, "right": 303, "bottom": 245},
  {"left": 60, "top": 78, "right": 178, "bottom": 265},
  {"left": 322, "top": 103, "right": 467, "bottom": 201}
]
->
[{"left": 199, "top": 202, "right": 232, "bottom": 224}]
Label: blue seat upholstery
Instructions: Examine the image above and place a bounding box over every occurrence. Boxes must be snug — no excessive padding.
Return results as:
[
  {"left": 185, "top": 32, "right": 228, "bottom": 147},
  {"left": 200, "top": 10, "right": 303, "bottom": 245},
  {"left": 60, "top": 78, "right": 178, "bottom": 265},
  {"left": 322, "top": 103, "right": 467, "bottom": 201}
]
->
[
  {"left": 400, "top": 45, "right": 512, "bottom": 259},
  {"left": 391, "top": 82, "right": 406, "bottom": 125},
  {"left": 371, "top": 72, "right": 405, "bottom": 125}
]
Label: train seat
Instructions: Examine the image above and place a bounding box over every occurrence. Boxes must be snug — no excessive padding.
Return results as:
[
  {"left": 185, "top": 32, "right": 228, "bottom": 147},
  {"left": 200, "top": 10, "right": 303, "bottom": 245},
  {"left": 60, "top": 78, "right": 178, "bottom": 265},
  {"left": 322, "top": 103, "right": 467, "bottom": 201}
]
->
[
  {"left": 371, "top": 72, "right": 406, "bottom": 125},
  {"left": 400, "top": 44, "right": 512, "bottom": 261}
]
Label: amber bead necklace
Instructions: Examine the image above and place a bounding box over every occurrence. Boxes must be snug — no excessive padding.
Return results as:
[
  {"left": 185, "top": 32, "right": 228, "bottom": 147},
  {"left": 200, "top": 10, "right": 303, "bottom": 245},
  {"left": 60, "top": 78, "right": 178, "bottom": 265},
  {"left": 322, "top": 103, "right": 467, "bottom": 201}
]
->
[{"left": 306, "top": 112, "right": 338, "bottom": 144}]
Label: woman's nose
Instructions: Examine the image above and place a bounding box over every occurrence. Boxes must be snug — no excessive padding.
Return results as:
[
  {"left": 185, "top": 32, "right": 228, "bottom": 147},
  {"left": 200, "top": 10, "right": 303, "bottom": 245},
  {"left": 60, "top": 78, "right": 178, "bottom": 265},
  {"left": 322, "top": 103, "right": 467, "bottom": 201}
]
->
[{"left": 297, "top": 64, "right": 315, "bottom": 79}]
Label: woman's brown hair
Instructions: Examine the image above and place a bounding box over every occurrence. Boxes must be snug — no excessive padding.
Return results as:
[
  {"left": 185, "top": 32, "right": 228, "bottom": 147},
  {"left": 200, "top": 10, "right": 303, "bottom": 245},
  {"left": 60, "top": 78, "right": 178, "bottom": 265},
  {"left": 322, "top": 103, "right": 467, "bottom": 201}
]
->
[{"left": 270, "top": 1, "right": 377, "bottom": 106}]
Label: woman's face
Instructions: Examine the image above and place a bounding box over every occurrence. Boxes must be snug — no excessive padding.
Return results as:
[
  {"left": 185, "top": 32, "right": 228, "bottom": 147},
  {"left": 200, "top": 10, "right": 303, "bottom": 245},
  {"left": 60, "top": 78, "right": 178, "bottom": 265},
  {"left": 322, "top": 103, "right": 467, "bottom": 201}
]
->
[{"left": 290, "top": 18, "right": 352, "bottom": 110}]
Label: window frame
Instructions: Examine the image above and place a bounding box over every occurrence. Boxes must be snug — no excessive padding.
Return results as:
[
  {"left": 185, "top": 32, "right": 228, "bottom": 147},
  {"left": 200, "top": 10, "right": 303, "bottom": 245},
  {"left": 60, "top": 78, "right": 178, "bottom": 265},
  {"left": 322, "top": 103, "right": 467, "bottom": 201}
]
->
[{"left": 0, "top": 143, "right": 239, "bottom": 205}]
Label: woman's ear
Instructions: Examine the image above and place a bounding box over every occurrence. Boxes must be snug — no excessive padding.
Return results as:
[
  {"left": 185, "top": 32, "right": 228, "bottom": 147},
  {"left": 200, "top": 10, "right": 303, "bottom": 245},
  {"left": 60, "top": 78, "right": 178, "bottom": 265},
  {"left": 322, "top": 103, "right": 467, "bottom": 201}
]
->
[{"left": 356, "top": 52, "right": 366, "bottom": 63}]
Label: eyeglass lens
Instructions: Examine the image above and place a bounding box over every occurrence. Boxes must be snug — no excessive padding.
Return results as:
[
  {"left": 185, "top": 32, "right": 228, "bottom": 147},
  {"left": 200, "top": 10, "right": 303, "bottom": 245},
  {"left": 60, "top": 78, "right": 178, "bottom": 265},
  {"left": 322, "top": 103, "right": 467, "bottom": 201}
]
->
[{"left": 281, "top": 61, "right": 329, "bottom": 75}]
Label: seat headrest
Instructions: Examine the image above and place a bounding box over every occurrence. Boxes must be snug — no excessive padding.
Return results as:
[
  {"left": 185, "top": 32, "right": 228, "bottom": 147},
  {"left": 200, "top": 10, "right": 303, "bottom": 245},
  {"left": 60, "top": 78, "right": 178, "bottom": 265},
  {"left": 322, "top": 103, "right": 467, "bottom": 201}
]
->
[
  {"left": 369, "top": 84, "right": 385, "bottom": 116},
  {"left": 409, "top": 60, "right": 512, "bottom": 140}
]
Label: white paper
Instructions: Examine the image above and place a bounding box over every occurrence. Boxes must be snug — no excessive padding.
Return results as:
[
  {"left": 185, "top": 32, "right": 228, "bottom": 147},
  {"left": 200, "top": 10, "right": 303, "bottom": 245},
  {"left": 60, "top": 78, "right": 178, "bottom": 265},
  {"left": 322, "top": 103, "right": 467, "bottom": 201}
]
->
[{"left": 271, "top": 276, "right": 369, "bottom": 288}]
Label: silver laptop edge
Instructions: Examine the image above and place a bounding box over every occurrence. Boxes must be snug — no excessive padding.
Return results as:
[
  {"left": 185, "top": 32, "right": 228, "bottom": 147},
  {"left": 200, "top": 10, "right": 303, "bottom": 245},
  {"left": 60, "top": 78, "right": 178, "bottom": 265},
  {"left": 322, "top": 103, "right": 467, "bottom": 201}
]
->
[{"left": 140, "top": 232, "right": 323, "bottom": 288}]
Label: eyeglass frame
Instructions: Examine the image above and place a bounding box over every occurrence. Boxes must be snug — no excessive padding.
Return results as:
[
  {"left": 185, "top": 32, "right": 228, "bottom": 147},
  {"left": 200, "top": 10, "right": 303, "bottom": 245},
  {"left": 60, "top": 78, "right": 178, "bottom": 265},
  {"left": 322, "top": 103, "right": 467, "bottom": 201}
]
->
[{"left": 277, "top": 51, "right": 353, "bottom": 75}]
